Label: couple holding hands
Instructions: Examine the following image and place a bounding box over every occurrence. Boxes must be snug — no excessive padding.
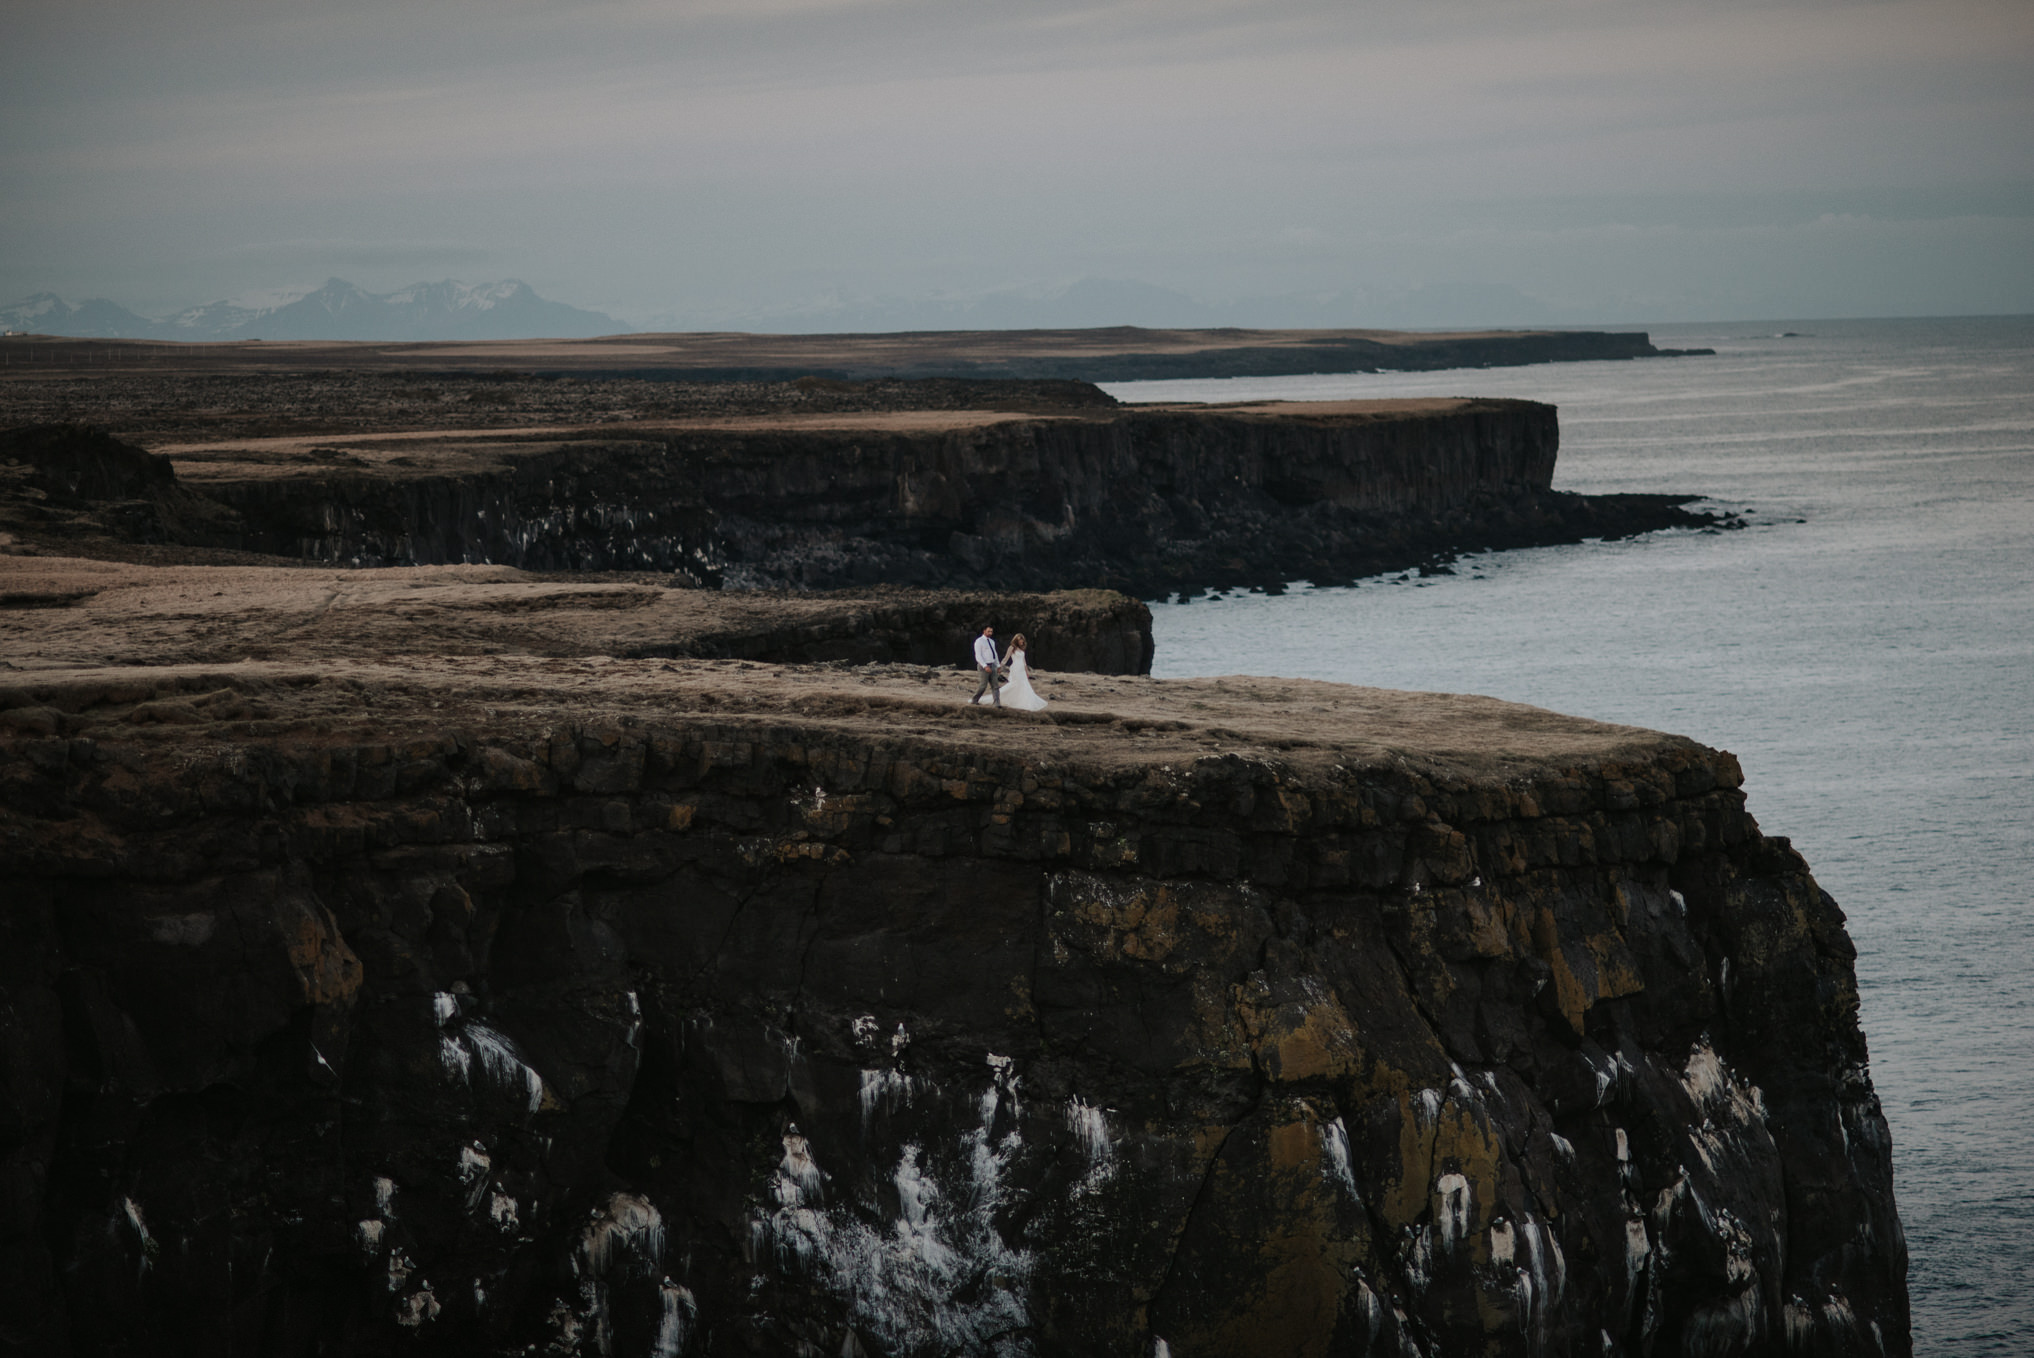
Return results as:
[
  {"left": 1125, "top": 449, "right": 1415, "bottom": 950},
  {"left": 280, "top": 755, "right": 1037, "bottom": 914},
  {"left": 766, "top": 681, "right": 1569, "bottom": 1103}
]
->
[{"left": 970, "top": 625, "right": 1048, "bottom": 711}]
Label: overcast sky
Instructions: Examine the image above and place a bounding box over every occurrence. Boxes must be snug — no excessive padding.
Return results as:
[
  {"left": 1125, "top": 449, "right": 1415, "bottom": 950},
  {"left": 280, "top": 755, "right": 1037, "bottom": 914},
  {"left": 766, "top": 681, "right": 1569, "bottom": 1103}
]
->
[{"left": 5, "top": 0, "right": 2031, "bottom": 326}]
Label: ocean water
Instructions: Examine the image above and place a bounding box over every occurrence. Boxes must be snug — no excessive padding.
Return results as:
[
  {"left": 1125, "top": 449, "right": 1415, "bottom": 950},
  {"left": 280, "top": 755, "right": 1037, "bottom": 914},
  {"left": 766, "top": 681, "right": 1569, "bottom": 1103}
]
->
[{"left": 1103, "top": 315, "right": 2034, "bottom": 1350}]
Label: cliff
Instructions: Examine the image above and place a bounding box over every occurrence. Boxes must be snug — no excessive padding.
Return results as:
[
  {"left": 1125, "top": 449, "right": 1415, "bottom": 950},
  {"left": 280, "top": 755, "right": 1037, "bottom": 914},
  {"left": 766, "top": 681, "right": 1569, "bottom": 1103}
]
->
[
  {"left": 0, "top": 656, "right": 1907, "bottom": 1356},
  {"left": 0, "top": 556, "right": 1154, "bottom": 677},
  {"left": 3, "top": 397, "right": 1725, "bottom": 599},
  {"left": 1, "top": 327, "right": 1712, "bottom": 383}
]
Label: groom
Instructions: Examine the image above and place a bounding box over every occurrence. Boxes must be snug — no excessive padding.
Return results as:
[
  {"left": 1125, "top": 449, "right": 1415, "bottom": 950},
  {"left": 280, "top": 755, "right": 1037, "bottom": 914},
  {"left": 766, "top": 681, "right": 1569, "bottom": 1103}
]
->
[{"left": 971, "top": 625, "right": 1004, "bottom": 706}]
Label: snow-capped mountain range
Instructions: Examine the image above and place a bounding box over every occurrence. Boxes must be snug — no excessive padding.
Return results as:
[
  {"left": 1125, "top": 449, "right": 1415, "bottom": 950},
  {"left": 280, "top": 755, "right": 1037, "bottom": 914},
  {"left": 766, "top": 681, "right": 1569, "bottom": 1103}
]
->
[{"left": 0, "top": 278, "right": 623, "bottom": 341}]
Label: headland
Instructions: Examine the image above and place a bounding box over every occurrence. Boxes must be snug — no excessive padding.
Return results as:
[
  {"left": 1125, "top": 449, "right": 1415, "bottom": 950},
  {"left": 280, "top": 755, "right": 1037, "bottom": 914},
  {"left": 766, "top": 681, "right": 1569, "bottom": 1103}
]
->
[
  {"left": 0, "top": 347, "right": 1902, "bottom": 1355},
  {"left": 0, "top": 577, "right": 1907, "bottom": 1354},
  {"left": 0, "top": 324, "right": 1712, "bottom": 383},
  {"left": 0, "top": 379, "right": 1730, "bottom": 599}
]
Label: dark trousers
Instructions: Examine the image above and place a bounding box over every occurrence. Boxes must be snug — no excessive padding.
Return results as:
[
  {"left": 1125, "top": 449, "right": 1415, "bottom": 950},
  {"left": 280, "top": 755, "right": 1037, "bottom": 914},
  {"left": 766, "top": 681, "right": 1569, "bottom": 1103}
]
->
[{"left": 972, "top": 665, "right": 1003, "bottom": 705}]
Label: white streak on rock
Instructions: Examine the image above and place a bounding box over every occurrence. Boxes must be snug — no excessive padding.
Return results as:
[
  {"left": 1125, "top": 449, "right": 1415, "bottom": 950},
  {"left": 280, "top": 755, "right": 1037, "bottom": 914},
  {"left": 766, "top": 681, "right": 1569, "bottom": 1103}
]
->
[
  {"left": 121, "top": 1197, "right": 155, "bottom": 1274},
  {"left": 1518, "top": 1217, "right": 1566, "bottom": 1332},
  {"left": 577, "top": 1192, "right": 664, "bottom": 1283},
  {"left": 981, "top": 1055, "right": 1019, "bottom": 1124},
  {"left": 1447, "top": 1064, "right": 1479, "bottom": 1104},
  {"left": 748, "top": 1070, "right": 1035, "bottom": 1356},
  {"left": 1487, "top": 1217, "right": 1515, "bottom": 1267},
  {"left": 652, "top": 1279, "right": 697, "bottom": 1358},
  {"left": 777, "top": 1127, "right": 828, "bottom": 1208},
  {"left": 438, "top": 1034, "right": 471, "bottom": 1082},
  {"left": 1433, "top": 1173, "right": 1472, "bottom": 1253},
  {"left": 1589, "top": 1052, "right": 1618, "bottom": 1108},
  {"left": 463, "top": 1022, "right": 546, "bottom": 1116},
  {"left": 859, "top": 1068, "right": 924, "bottom": 1127},
  {"left": 354, "top": 1219, "right": 384, "bottom": 1255},
  {"left": 1323, "top": 1117, "right": 1359, "bottom": 1197},
  {"left": 1682, "top": 1040, "right": 1767, "bottom": 1125},
  {"left": 373, "top": 1177, "right": 397, "bottom": 1218},
  {"left": 1352, "top": 1279, "right": 1384, "bottom": 1345},
  {"left": 1783, "top": 1298, "right": 1815, "bottom": 1348},
  {"left": 1065, "top": 1097, "right": 1115, "bottom": 1186}
]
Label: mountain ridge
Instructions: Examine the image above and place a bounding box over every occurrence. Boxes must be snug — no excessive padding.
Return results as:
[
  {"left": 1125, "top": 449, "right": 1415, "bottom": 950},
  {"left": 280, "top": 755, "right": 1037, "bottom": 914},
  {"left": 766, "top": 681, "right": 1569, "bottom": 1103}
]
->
[{"left": 0, "top": 277, "right": 622, "bottom": 342}]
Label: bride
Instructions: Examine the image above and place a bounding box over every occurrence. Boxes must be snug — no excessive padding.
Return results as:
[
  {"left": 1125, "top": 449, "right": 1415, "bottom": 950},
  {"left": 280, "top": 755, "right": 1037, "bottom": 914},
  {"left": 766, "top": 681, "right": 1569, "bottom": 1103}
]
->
[{"left": 1000, "top": 634, "right": 1049, "bottom": 711}]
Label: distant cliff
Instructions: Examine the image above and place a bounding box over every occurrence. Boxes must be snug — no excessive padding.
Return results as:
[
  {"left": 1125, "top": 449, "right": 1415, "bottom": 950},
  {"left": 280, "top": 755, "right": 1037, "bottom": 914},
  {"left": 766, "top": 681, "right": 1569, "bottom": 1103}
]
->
[
  {"left": 852, "top": 330, "right": 1712, "bottom": 383},
  {"left": 2, "top": 396, "right": 1726, "bottom": 598},
  {"left": 0, "top": 326, "right": 1712, "bottom": 380},
  {"left": 0, "top": 664, "right": 1907, "bottom": 1355},
  {"left": 681, "top": 398, "right": 1715, "bottom": 595}
]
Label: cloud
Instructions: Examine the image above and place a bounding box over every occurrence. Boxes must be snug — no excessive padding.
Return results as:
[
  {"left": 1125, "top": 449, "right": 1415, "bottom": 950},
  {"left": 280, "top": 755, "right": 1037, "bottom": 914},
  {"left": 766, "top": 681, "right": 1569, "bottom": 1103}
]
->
[
  {"left": 3, "top": 0, "right": 2030, "bottom": 320},
  {"left": 214, "top": 239, "right": 493, "bottom": 269}
]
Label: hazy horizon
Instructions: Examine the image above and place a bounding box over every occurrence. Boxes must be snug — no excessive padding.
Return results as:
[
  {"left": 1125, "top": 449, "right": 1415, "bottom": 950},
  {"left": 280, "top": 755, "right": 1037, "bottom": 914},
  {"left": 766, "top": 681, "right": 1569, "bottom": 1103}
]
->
[{"left": 6, "top": 1, "right": 2031, "bottom": 331}]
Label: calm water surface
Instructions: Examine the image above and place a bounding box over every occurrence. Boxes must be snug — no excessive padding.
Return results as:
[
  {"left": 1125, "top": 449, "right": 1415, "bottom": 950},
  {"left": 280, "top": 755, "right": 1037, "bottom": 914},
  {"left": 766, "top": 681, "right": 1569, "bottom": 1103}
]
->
[{"left": 1104, "top": 316, "right": 2034, "bottom": 1350}]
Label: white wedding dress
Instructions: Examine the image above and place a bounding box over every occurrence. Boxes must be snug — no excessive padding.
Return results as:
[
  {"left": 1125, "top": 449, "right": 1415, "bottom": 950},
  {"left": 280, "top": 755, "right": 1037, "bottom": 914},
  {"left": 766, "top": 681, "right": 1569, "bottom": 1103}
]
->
[{"left": 1000, "top": 652, "right": 1049, "bottom": 710}]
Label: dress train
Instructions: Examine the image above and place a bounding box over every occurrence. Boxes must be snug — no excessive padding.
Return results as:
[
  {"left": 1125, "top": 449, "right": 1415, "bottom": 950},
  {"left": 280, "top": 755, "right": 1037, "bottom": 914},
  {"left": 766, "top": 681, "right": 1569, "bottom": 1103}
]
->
[{"left": 1000, "top": 653, "right": 1048, "bottom": 711}]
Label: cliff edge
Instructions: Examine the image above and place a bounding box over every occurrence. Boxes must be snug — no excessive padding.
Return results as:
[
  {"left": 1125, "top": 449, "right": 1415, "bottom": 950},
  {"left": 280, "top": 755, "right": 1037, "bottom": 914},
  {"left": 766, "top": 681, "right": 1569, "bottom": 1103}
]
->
[
  {"left": 2, "top": 395, "right": 1731, "bottom": 599},
  {"left": 0, "top": 650, "right": 1907, "bottom": 1355}
]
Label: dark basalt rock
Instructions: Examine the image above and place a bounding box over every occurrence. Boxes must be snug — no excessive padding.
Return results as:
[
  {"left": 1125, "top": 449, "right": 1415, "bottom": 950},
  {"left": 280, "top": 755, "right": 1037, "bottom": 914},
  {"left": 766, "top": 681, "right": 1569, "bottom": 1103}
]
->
[
  {"left": 5, "top": 393, "right": 1732, "bottom": 598},
  {"left": 0, "top": 672, "right": 1907, "bottom": 1357},
  {"left": 207, "top": 439, "right": 726, "bottom": 584},
  {"left": 693, "top": 400, "right": 1731, "bottom": 598},
  {"left": 0, "top": 424, "right": 243, "bottom": 556}
]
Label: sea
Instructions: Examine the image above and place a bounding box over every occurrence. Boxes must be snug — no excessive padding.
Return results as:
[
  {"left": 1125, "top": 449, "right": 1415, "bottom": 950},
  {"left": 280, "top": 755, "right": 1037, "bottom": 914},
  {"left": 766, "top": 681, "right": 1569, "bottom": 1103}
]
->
[{"left": 1102, "top": 315, "right": 2034, "bottom": 1351}]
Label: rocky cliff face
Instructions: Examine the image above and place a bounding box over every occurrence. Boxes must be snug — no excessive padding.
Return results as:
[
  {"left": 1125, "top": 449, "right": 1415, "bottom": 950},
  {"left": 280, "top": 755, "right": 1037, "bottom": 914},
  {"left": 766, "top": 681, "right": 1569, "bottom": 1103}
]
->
[
  {"left": 879, "top": 330, "right": 1709, "bottom": 382},
  {"left": 201, "top": 437, "right": 725, "bottom": 584},
  {"left": 7, "top": 394, "right": 1729, "bottom": 599},
  {"left": 0, "top": 664, "right": 1906, "bottom": 1356},
  {"left": 0, "top": 329, "right": 1711, "bottom": 383},
  {"left": 144, "top": 398, "right": 1721, "bottom": 597},
  {"left": 700, "top": 399, "right": 1572, "bottom": 594}
]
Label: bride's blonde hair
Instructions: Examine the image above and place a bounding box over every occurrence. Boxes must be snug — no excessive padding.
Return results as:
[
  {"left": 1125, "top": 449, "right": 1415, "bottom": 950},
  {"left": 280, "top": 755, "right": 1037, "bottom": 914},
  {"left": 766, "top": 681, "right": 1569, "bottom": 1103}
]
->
[{"left": 1010, "top": 633, "right": 1027, "bottom": 650}]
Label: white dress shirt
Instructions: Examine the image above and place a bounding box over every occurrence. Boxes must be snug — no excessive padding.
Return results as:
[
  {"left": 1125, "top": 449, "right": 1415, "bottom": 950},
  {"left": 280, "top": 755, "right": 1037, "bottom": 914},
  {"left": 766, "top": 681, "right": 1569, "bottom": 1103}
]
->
[{"left": 974, "top": 634, "right": 1000, "bottom": 667}]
